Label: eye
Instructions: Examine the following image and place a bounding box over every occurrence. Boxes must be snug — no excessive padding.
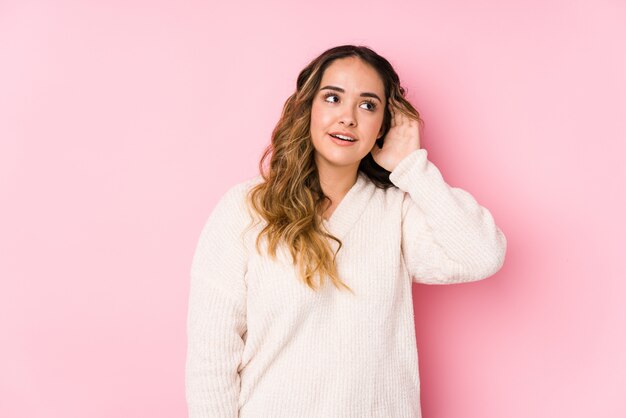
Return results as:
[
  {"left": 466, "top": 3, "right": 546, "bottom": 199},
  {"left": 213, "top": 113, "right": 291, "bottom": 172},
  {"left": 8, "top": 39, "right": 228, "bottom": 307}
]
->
[
  {"left": 322, "top": 92, "right": 339, "bottom": 103},
  {"left": 321, "top": 92, "right": 377, "bottom": 112},
  {"left": 361, "top": 100, "right": 377, "bottom": 111}
]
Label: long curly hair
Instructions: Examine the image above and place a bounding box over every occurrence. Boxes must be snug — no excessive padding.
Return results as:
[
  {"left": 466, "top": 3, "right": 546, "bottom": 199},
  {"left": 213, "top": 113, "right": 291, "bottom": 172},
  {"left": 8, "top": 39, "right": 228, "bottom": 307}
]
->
[{"left": 245, "top": 44, "right": 423, "bottom": 294}]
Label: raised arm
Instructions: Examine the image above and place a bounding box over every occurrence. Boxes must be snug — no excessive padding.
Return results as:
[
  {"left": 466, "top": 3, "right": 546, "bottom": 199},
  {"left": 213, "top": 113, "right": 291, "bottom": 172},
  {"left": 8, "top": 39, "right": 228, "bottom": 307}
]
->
[
  {"left": 389, "top": 148, "right": 507, "bottom": 284},
  {"left": 185, "top": 183, "right": 249, "bottom": 417}
]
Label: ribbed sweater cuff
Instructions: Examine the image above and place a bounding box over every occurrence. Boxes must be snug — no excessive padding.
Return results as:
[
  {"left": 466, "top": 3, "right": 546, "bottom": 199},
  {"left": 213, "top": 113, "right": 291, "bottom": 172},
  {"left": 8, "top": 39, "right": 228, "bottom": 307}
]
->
[{"left": 388, "top": 147, "right": 506, "bottom": 276}]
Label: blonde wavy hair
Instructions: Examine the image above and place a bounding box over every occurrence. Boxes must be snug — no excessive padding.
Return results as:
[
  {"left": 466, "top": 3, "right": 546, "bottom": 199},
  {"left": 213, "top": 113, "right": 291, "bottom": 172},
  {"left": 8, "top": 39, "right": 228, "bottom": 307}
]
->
[{"left": 245, "top": 44, "right": 424, "bottom": 294}]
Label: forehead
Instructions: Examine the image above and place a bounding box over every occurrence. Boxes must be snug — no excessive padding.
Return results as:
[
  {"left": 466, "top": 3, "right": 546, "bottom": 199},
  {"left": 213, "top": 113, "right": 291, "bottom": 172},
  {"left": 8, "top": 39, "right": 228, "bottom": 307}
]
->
[{"left": 320, "top": 57, "right": 384, "bottom": 95}]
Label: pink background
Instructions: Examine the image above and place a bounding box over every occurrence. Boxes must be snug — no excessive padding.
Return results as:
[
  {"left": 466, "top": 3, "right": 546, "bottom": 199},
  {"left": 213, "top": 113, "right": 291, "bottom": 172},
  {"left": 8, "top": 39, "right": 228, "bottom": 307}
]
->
[{"left": 1, "top": 0, "right": 625, "bottom": 417}]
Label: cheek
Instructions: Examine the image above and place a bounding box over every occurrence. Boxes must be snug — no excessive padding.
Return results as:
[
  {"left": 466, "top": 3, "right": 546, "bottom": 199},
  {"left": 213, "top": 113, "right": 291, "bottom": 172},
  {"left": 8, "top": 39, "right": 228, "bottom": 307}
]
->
[
  {"left": 310, "top": 107, "right": 320, "bottom": 129},
  {"left": 309, "top": 106, "right": 325, "bottom": 144},
  {"left": 310, "top": 103, "right": 333, "bottom": 128},
  {"left": 366, "top": 116, "right": 384, "bottom": 137},
  {"left": 311, "top": 110, "right": 328, "bottom": 136},
  {"left": 310, "top": 104, "right": 320, "bottom": 130}
]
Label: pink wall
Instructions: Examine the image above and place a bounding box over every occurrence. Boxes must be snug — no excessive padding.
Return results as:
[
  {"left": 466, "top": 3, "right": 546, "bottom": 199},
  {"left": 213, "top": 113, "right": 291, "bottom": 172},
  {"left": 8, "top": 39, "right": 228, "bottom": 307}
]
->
[{"left": 1, "top": 0, "right": 625, "bottom": 417}]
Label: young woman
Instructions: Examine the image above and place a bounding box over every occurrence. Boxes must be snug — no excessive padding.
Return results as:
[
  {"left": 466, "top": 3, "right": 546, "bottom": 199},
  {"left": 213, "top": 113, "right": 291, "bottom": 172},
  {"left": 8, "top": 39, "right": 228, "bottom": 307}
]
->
[{"left": 185, "top": 44, "right": 507, "bottom": 418}]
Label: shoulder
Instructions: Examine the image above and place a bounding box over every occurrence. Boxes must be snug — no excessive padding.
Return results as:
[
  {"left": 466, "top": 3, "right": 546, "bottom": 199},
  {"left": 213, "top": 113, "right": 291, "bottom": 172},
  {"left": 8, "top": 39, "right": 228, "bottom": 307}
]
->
[
  {"left": 353, "top": 173, "right": 407, "bottom": 223},
  {"left": 196, "top": 175, "right": 263, "bottom": 248},
  {"left": 196, "top": 175, "right": 262, "bottom": 234},
  {"left": 215, "top": 174, "right": 263, "bottom": 211},
  {"left": 361, "top": 173, "right": 406, "bottom": 206}
]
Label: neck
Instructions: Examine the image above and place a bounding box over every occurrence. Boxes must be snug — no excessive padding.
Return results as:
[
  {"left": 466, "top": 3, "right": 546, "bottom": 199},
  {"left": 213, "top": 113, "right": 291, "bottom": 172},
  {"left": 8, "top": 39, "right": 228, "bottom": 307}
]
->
[{"left": 316, "top": 163, "right": 359, "bottom": 200}]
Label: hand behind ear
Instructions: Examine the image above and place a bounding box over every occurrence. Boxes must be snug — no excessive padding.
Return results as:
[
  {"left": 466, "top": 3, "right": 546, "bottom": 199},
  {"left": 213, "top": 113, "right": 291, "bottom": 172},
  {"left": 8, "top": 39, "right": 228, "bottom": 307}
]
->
[{"left": 370, "top": 100, "right": 421, "bottom": 172}]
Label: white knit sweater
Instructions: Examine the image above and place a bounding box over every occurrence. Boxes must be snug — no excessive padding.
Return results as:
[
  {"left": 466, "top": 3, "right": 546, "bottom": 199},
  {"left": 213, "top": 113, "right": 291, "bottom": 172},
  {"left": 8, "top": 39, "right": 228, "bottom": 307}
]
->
[{"left": 185, "top": 148, "right": 507, "bottom": 418}]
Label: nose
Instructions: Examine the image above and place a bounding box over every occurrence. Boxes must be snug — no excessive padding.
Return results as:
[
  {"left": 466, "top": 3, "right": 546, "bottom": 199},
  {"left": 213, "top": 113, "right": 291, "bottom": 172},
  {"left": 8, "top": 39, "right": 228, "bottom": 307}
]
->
[{"left": 339, "top": 105, "right": 357, "bottom": 127}]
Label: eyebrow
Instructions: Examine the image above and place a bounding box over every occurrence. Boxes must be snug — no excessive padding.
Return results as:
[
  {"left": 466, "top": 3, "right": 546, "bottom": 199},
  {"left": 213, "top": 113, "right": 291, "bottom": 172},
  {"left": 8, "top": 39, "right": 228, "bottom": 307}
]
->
[{"left": 319, "top": 85, "right": 383, "bottom": 103}]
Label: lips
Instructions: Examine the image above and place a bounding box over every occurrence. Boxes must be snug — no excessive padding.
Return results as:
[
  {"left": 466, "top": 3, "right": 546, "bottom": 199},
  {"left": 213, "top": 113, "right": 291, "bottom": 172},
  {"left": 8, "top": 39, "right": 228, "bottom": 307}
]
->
[
  {"left": 328, "top": 133, "right": 358, "bottom": 146},
  {"left": 328, "top": 131, "right": 358, "bottom": 141}
]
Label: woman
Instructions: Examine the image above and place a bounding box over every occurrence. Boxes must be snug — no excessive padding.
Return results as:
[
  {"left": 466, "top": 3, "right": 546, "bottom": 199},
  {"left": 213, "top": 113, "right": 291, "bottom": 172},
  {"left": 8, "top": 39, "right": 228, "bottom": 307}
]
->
[{"left": 185, "top": 44, "right": 507, "bottom": 418}]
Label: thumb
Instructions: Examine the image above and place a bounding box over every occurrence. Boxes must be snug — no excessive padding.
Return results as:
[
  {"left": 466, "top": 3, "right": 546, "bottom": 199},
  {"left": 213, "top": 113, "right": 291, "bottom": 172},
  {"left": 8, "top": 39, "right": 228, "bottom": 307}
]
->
[
  {"left": 370, "top": 142, "right": 381, "bottom": 159},
  {"left": 370, "top": 144, "right": 382, "bottom": 160}
]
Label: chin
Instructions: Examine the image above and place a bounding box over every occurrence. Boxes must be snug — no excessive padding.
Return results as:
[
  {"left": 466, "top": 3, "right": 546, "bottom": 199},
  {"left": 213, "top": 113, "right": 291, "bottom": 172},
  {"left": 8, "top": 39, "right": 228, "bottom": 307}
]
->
[
  {"left": 312, "top": 133, "right": 370, "bottom": 164},
  {"left": 315, "top": 149, "right": 362, "bottom": 167}
]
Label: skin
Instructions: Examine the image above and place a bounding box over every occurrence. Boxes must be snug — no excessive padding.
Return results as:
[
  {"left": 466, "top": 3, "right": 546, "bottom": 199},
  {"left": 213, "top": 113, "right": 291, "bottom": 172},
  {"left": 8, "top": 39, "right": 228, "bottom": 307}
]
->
[{"left": 309, "top": 56, "right": 421, "bottom": 219}]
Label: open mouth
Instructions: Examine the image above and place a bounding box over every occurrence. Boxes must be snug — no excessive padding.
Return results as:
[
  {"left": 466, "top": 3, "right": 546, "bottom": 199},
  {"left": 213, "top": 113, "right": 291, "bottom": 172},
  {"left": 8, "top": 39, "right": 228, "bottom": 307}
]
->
[{"left": 329, "top": 133, "right": 357, "bottom": 142}]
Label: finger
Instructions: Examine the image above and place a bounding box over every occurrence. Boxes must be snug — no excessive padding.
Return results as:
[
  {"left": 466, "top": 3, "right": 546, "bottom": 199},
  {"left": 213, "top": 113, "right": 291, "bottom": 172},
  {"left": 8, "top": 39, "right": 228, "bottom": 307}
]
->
[
  {"left": 396, "top": 111, "right": 406, "bottom": 126},
  {"left": 370, "top": 142, "right": 381, "bottom": 158},
  {"left": 389, "top": 102, "right": 397, "bottom": 126}
]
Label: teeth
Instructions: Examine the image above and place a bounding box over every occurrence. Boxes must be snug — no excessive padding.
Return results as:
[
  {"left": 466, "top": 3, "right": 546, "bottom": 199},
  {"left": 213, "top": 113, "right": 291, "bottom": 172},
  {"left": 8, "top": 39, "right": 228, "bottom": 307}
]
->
[{"left": 332, "top": 134, "right": 355, "bottom": 142}]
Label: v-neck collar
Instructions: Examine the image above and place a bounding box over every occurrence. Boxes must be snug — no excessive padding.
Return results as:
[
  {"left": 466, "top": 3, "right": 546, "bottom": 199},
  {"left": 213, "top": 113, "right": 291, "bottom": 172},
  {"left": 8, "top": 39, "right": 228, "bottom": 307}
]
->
[{"left": 321, "top": 170, "right": 374, "bottom": 240}]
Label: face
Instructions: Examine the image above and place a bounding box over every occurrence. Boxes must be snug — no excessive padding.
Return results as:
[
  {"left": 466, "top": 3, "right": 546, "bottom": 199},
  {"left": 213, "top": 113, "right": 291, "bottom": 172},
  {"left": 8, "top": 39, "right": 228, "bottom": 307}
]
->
[{"left": 309, "top": 56, "right": 386, "bottom": 171}]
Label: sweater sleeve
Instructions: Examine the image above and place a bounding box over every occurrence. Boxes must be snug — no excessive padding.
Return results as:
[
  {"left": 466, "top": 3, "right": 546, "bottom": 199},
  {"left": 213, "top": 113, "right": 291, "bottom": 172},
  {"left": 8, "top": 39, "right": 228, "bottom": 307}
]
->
[
  {"left": 185, "top": 183, "right": 249, "bottom": 417},
  {"left": 388, "top": 148, "right": 507, "bottom": 285}
]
